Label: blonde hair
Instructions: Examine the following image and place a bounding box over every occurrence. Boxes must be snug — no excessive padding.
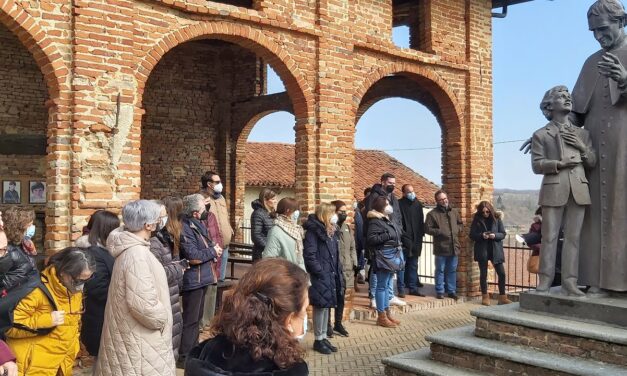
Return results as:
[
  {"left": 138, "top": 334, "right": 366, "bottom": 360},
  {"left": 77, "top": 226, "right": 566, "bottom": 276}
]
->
[{"left": 315, "top": 203, "right": 336, "bottom": 236}]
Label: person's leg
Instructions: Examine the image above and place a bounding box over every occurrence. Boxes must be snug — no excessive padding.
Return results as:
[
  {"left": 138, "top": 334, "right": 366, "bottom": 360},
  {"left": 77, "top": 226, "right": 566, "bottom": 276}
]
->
[
  {"left": 219, "top": 246, "right": 229, "bottom": 281},
  {"left": 200, "top": 284, "right": 217, "bottom": 329},
  {"left": 434, "top": 256, "right": 446, "bottom": 295},
  {"left": 397, "top": 269, "right": 406, "bottom": 296},
  {"left": 179, "top": 287, "right": 205, "bottom": 358},
  {"left": 494, "top": 262, "right": 506, "bottom": 295},
  {"left": 375, "top": 270, "right": 391, "bottom": 312},
  {"left": 313, "top": 307, "right": 327, "bottom": 341},
  {"left": 445, "top": 256, "right": 458, "bottom": 295},
  {"left": 404, "top": 255, "right": 418, "bottom": 292},
  {"left": 369, "top": 267, "right": 377, "bottom": 299},
  {"left": 478, "top": 260, "right": 489, "bottom": 294},
  {"left": 335, "top": 288, "right": 345, "bottom": 326}
]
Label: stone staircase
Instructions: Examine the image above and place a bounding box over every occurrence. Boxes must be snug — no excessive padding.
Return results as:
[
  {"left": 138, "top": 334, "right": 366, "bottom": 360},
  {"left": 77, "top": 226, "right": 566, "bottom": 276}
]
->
[{"left": 383, "top": 290, "right": 627, "bottom": 375}]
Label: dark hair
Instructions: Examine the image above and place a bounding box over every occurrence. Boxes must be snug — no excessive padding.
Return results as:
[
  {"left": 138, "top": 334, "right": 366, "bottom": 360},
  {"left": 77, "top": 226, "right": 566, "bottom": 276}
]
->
[
  {"left": 201, "top": 171, "right": 219, "bottom": 189},
  {"left": 210, "top": 258, "right": 309, "bottom": 369},
  {"left": 30, "top": 182, "right": 44, "bottom": 192},
  {"left": 363, "top": 187, "right": 372, "bottom": 196},
  {"left": 8, "top": 181, "right": 16, "bottom": 186},
  {"left": 380, "top": 173, "right": 395, "bottom": 182},
  {"left": 372, "top": 196, "right": 388, "bottom": 213},
  {"left": 259, "top": 188, "right": 278, "bottom": 211},
  {"left": 535, "top": 207, "right": 542, "bottom": 216},
  {"left": 87, "top": 210, "right": 120, "bottom": 248},
  {"left": 475, "top": 201, "right": 495, "bottom": 221},
  {"left": 3, "top": 207, "right": 35, "bottom": 245},
  {"left": 434, "top": 189, "right": 447, "bottom": 201},
  {"left": 401, "top": 184, "right": 412, "bottom": 193},
  {"left": 330, "top": 200, "right": 346, "bottom": 211},
  {"left": 163, "top": 196, "right": 184, "bottom": 256},
  {"left": 276, "top": 197, "right": 298, "bottom": 216},
  {"left": 48, "top": 247, "right": 96, "bottom": 279}
]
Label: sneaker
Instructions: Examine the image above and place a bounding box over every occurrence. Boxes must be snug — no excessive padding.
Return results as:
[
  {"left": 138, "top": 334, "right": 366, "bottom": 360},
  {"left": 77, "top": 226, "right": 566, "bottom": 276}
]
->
[
  {"left": 370, "top": 298, "right": 377, "bottom": 309},
  {"left": 313, "top": 340, "right": 332, "bottom": 355},
  {"left": 334, "top": 323, "right": 349, "bottom": 337},
  {"left": 436, "top": 293, "right": 444, "bottom": 299},
  {"left": 322, "top": 338, "right": 338, "bottom": 352},
  {"left": 389, "top": 296, "right": 407, "bottom": 306},
  {"left": 447, "top": 293, "right": 459, "bottom": 301}
]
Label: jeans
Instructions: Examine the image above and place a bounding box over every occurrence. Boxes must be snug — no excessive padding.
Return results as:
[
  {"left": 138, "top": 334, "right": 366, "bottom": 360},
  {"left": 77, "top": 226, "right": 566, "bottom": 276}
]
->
[
  {"left": 375, "top": 270, "right": 393, "bottom": 312},
  {"left": 313, "top": 307, "right": 329, "bottom": 340},
  {"left": 479, "top": 260, "right": 506, "bottom": 295},
  {"left": 434, "top": 255, "right": 458, "bottom": 294},
  {"left": 219, "top": 246, "right": 229, "bottom": 281},
  {"left": 404, "top": 255, "right": 419, "bottom": 291},
  {"left": 369, "top": 267, "right": 394, "bottom": 300}
]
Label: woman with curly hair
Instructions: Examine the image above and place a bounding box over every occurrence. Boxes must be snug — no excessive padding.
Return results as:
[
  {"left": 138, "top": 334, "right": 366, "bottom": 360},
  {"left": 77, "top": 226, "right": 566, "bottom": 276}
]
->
[
  {"left": 0, "top": 208, "right": 38, "bottom": 295},
  {"left": 185, "top": 258, "right": 309, "bottom": 375}
]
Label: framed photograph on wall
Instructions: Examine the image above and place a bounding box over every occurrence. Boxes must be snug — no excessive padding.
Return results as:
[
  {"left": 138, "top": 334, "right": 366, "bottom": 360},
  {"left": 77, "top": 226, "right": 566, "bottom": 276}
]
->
[
  {"left": 2, "top": 180, "right": 21, "bottom": 204},
  {"left": 29, "top": 181, "right": 46, "bottom": 204}
]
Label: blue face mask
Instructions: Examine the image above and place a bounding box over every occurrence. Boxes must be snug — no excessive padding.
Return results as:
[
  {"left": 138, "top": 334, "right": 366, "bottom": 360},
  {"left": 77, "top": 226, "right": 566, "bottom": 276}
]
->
[
  {"left": 406, "top": 192, "right": 416, "bottom": 201},
  {"left": 25, "top": 224, "right": 36, "bottom": 239}
]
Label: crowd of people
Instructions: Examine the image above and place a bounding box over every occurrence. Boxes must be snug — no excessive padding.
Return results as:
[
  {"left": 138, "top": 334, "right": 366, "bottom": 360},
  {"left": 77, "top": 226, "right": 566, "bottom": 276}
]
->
[{"left": 0, "top": 170, "right": 514, "bottom": 375}]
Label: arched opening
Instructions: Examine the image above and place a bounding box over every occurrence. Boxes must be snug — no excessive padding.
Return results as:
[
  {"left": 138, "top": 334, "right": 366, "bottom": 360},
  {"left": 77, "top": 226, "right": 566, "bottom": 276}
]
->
[
  {"left": 140, "top": 36, "right": 305, "bottom": 244},
  {"left": 0, "top": 22, "right": 49, "bottom": 251}
]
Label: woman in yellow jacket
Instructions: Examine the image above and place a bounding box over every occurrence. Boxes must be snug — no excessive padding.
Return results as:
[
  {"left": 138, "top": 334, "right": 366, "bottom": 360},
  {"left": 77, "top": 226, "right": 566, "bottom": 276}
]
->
[{"left": 5, "top": 247, "right": 95, "bottom": 376}]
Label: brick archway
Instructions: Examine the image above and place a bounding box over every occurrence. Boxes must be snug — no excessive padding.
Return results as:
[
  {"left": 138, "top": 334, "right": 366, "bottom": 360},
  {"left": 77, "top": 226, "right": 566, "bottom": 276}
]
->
[
  {"left": 0, "top": 2, "right": 72, "bottom": 251},
  {"left": 135, "top": 21, "right": 314, "bottom": 123}
]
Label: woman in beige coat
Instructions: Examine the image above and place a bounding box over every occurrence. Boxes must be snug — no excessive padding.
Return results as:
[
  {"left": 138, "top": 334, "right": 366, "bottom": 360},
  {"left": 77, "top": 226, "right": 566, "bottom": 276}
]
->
[{"left": 94, "top": 200, "right": 175, "bottom": 376}]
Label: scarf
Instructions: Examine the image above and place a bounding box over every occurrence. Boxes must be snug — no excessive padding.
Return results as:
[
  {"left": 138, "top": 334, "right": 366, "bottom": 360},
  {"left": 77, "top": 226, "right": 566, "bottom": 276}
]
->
[{"left": 275, "top": 215, "right": 304, "bottom": 257}]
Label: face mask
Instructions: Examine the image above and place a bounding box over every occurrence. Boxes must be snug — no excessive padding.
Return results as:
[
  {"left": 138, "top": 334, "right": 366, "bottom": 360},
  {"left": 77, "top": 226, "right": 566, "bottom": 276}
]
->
[
  {"left": 384, "top": 205, "right": 394, "bottom": 215},
  {"left": 293, "top": 314, "right": 308, "bottom": 341},
  {"left": 406, "top": 192, "right": 416, "bottom": 201},
  {"left": 199, "top": 211, "right": 209, "bottom": 221},
  {"left": 291, "top": 210, "right": 300, "bottom": 224},
  {"left": 25, "top": 224, "right": 36, "bottom": 239},
  {"left": 156, "top": 216, "right": 168, "bottom": 231},
  {"left": 72, "top": 282, "right": 85, "bottom": 292},
  {"left": 213, "top": 183, "right": 223, "bottom": 194},
  {"left": 330, "top": 214, "right": 339, "bottom": 225},
  {"left": 385, "top": 185, "right": 395, "bottom": 194},
  {"left": 337, "top": 213, "right": 347, "bottom": 223}
]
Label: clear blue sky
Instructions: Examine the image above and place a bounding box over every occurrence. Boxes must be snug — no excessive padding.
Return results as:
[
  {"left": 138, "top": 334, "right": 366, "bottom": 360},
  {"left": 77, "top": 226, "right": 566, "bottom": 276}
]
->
[{"left": 248, "top": 1, "right": 599, "bottom": 190}]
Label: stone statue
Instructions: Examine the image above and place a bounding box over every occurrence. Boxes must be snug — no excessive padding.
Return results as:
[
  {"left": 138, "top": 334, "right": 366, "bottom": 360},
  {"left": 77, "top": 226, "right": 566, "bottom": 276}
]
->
[
  {"left": 531, "top": 86, "right": 596, "bottom": 296},
  {"left": 522, "top": 0, "right": 627, "bottom": 293}
]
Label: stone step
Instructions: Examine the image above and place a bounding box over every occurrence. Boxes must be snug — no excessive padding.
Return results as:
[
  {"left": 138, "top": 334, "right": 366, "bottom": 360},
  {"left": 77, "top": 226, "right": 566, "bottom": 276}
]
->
[
  {"left": 382, "top": 348, "right": 489, "bottom": 376},
  {"left": 427, "top": 326, "right": 627, "bottom": 376},
  {"left": 519, "top": 289, "right": 627, "bottom": 328}
]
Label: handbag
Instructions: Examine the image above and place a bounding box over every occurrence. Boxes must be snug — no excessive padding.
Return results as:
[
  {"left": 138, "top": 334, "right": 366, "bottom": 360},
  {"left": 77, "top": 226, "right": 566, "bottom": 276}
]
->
[
  {"left": 375, "top": 247, "right": 405, "bottom": 272},
  {"left": 527, "top": 254, "right": 539, "bottom": 274}
]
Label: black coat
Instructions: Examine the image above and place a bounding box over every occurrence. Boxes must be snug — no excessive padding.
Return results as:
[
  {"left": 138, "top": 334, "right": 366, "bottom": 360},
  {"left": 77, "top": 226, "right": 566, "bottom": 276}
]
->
[
  {"left": 81, "top": 245, "right": 114, "bottom": 356},
  {"left": 303, "top": 214, "right": 342, "bottom": 308},
  {"left": 150, "top": 229, "right": 185, "bottom": 361},
  {"left": 251, "top": 200, "right": 275, "bottom": 258},
  {"left": 0, "top": 244, "right": 37, "bottom": 293},
  {"left": 398, "top": 197, "right": 424, "bottom": 258},
  {"left": 184, "top": 335, "right": 308, "bottom": 376},
  {"left": 366, "top": 211, "right": 404, "bottom": 252},
  {"left": 469, "top": 215, "right": 506, "bottom": 264}
]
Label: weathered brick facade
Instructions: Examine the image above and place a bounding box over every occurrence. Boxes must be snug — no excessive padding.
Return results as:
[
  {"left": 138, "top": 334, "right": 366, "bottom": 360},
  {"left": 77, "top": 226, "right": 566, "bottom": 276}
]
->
[{"left": 0, "top": 0, "right": 496, "bottom": 295}]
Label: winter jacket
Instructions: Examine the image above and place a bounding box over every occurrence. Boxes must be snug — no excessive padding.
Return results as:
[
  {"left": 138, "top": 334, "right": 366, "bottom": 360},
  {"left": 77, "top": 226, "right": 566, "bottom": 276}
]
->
[
  {"left": 185, "top": 334, "right": 309, "bottom": 376},
  {"left": 0, "top": 244, "right": 38, "bottom": 293},
  {"left": 95, "top": 227, "right": 175, "bottom": 376},
  {"left": 81, "top": 245, "right": 114, "bottom": 356},
  {"left": 469, "top": 213, "right": 506, "bottom": 264},
  {"left": 398, "top": 197, "right": 425, "bottom": 258},
  {"left": 263, "top": 222, "right": 306, "bottom": 271},
  {"left": 526, "top": 217, "right": 542, "bottom": 256},
  {"left": 0, "top": 340, "right": 14, "bottom": 365},
  {"left": 364, "top": 184, "right": 402, "bottom": 230},
  {"left": 303, "top": 215, "right": 342, "bottom": 308},
  {"left": 149, "top": 229, "right": 184, "bottom": 361},
  {"left": 5, "top": 265, "right": 83, "bottom": 376},
  {"left": 181, "top": 216, "right": 218, "bottom": 292},
  {"left": 200, "top": 190, "right": 234, "bottom": 247},
  {"left": 337, "top": 222, "right": 357, "bottom": 288},
  {"left": 424, "top": 205, "right": 463, "bottom": 257},
  {"left": 366, "top": 211, "right": 404, "bottom": 252},
  {"left": 251, "top": 200, "right": 275, "bottom": 259}
]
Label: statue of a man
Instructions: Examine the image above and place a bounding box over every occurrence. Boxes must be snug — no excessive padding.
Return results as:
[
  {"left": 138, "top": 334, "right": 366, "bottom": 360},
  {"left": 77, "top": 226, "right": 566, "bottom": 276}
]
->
[{"left": 572, "top": 0, "right": 627, "bottom": 292}]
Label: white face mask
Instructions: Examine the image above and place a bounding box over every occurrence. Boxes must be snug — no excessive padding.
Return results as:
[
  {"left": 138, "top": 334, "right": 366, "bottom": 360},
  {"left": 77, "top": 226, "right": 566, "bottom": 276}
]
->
[
  {"left": 291, "top": 210, "right": 300, "bottom": 224},
  {"left": 73, "top": 283, "right": 85, "bottom": 292},
  {"left": 158, "top": 216, "right": 168, "bottom": 231},
  {"left": 293, "top": 314, "right": 307, "bottom": 341},
  {"left": 330, "top": 214, "right": 339, "bottom": 225},
  {"left": 213, "top": 183, "right": 223, "bottom": 194},
  {"left": 384, "top": 205, "right": 394, "bottom": 215}
]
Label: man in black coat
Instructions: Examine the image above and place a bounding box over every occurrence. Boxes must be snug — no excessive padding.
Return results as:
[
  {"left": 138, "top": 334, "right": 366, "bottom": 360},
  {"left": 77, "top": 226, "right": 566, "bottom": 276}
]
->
[{"left": 399, "top": 184, "right": 425, "bottom": 296}]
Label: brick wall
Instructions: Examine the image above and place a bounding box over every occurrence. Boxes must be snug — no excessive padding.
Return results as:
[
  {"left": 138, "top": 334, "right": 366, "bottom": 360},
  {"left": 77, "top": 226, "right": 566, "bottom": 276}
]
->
[{"left": 0, "top": 0, "right": 495, "bottom": 295}]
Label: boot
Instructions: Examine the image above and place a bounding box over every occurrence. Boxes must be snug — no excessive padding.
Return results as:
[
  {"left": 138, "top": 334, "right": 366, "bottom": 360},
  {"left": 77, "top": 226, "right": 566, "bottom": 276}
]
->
[
  {"left": 497, "top": 294, "right": 512, "bottom": 305},
  {"left": 385, "top": 308, "right": 401, "bottom": 326},
  {"left": 481, "top": 293, "right": 491, "bottom": 306},
  {"left": 376, "top": 311, "right": 396, "bottom": 328}
]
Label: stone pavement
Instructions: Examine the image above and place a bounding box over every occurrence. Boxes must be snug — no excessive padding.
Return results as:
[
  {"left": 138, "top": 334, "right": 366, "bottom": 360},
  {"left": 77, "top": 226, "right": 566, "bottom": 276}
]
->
[{"left": 72, "top": 301, "right": 477, "bottom": 376}]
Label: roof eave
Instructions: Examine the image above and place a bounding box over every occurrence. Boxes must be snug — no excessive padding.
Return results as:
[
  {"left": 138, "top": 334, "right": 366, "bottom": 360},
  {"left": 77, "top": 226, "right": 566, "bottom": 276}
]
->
[{"left": 492, "top": 0, "right": 534, "bottom": 9}]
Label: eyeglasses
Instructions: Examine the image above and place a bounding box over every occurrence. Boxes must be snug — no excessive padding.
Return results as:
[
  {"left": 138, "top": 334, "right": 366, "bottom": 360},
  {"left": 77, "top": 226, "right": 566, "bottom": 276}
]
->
[{"left": 72, "top": 275, "right": 94, "bottom": 285}]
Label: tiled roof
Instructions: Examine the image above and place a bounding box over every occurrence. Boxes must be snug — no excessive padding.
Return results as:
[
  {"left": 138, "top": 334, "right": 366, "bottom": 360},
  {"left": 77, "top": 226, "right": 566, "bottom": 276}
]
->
[{"left": 245, "top": 142, "right": 439, "bottom": 205}]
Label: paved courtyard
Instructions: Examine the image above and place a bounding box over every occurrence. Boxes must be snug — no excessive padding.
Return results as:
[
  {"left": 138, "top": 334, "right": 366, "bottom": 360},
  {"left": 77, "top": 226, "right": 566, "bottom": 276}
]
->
[{"left": 73, "top": 299, "right": 477, "bottom": 376}]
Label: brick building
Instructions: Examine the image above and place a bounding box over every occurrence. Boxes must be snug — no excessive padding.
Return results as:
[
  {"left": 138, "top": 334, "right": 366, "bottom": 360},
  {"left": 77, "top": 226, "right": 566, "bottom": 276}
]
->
[{"left": 0, "top": 0, "right": 529, "bottom": 295}]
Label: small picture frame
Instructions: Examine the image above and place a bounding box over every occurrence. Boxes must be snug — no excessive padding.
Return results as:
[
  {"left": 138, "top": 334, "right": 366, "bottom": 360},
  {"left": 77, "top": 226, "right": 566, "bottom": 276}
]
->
[
  {"left": 29, "top": 181, "right": 46, "bottom": 204},
  {"left": 2, "top": 180, "right": 21, "bottom": 204}
]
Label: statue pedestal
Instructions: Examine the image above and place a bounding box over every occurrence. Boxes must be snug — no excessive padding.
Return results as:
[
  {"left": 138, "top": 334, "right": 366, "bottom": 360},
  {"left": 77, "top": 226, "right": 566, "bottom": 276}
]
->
[{"left": 383, "top": 293, "right": 627, "bottom": 375}]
